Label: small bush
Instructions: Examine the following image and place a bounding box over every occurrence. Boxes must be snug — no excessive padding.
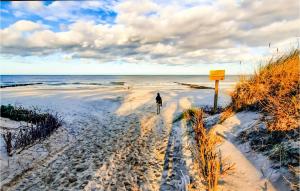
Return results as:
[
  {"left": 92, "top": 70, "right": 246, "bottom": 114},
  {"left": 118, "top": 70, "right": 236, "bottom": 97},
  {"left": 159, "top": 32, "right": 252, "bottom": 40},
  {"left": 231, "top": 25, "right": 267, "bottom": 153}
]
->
[
  {"left": 1, "top": 105, "right": 52, "bottom": 125},
  {"left": 1, "top": 105, "right": 62, "bottom": 154}
]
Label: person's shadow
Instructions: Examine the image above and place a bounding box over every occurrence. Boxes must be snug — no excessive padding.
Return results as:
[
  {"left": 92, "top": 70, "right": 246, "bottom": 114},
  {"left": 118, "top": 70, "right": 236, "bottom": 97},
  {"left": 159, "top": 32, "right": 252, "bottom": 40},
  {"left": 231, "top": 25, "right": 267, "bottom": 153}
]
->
[{"left": 159, "top": 121, "right": 190, "bottom": 191}]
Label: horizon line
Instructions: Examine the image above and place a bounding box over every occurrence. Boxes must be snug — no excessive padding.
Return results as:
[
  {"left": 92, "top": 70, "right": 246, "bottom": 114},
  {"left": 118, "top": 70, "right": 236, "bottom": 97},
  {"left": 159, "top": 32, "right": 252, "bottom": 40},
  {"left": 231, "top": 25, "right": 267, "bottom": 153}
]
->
[{"left": 0, "top": 74, "right": 251, "bottom": 76}]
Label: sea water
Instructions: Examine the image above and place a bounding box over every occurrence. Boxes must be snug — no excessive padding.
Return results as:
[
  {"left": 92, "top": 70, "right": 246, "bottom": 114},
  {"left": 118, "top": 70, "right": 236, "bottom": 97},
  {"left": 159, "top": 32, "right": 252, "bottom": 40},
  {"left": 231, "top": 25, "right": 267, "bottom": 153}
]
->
[{"left": 0, "top": 75, "right": 241, "bottom": 89}]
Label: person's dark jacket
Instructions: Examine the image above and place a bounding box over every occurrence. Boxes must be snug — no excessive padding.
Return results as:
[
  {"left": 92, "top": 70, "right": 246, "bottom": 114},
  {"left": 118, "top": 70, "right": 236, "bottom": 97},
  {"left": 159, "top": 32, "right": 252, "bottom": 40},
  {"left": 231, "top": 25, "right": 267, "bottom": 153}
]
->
[{"left": 156, "top": 94, "right": 162, "bottom": 105}]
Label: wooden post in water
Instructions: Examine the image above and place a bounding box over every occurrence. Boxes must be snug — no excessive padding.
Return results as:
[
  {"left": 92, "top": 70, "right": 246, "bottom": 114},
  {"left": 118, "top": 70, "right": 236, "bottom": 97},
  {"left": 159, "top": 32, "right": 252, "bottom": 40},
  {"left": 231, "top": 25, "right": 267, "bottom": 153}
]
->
[{"left": 209, "top": 70, "right": 225, "bottom": 114}]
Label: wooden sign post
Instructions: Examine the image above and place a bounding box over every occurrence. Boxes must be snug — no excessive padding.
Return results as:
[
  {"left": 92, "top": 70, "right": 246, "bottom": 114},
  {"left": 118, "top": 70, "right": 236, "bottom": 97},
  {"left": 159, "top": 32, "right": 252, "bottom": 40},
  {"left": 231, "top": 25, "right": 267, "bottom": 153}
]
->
[{"left": 209, "top": 70, "right": 225, "bottom": 113}]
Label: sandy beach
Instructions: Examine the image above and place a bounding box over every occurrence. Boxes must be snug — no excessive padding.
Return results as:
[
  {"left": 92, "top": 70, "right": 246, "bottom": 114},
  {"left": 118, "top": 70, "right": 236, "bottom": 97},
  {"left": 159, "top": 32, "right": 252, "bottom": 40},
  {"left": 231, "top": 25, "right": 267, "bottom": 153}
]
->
[
  {"left": 0, "top": 83, "right": 224, "bottom": 190},
  {"left": 0, "top": 82, "right": 290, "bottom": 191}
]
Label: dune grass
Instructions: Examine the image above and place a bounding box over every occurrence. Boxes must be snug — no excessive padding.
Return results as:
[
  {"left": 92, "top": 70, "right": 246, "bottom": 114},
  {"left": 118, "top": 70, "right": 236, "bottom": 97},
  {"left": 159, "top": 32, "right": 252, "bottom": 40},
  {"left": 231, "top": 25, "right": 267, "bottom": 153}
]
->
[
  {"left": 226, "top": 50, "right": 300, "bottom": 190},
  {"left": 229, "top": 50, "right": 299, "bottom": 131},
  {"left": 188, "top": 109, "right": 220, "bottom": 191},
  {"left": 178, "top": 108, "right": 234, "bottom": 191}
]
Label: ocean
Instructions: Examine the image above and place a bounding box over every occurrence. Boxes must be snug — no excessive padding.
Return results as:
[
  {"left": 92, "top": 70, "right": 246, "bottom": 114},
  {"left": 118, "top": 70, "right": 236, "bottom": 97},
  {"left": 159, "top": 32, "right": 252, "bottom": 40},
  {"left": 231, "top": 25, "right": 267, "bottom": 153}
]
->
[{"left": 0, "top": 75, "right": 241, "bottom": 89}]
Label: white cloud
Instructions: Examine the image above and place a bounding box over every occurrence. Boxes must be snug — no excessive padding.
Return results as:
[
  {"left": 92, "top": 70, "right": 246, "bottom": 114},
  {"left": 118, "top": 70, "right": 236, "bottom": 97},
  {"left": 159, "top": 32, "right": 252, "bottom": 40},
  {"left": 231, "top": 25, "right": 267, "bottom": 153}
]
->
[
  {"left": 116, "top": 0, "right": 159, "bottom": 15},
  {"left": 1, "top": 0, "right": 299, "bottom": 65},
  {"left": 11, "top": 1, "right": 44, "bottom": 11},
  {"left": 239, "top": 19, "right": 300, "bottom": 46},
  {"left": 10, "top": 20, "right": 45, "bottom": 31}
]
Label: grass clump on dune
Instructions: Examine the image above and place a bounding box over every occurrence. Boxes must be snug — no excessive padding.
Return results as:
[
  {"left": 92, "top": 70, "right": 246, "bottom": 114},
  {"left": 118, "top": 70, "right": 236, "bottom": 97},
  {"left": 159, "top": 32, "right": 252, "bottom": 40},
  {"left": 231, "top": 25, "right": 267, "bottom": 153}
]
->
[
  {"left": 178, "top": 109, "right": 234, "bottom": 191},
  {"left": 230, "top": 50, "right": 299, "bottom": 131},
  {"left": 188, "top": 109, "right": 220, "bottom": 191}
]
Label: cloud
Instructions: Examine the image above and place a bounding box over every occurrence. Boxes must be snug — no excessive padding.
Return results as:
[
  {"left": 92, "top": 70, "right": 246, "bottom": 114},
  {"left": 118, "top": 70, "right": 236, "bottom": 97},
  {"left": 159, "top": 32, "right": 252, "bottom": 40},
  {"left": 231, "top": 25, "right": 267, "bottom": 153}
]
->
[
  {"left": 238, "top": 19, "right": 300, "bottom": 46},
  {"left": 11, "top": 1, "right": 44, "bottom": 12},
  {"left": 9, "top": 20, "right": 45, "bottom": 31},
  {"left": 1, "top": 0, "right": 299, "bottom": 65},
  {"left": 10, "top": 1, "right": 116, "bottom": 22}
]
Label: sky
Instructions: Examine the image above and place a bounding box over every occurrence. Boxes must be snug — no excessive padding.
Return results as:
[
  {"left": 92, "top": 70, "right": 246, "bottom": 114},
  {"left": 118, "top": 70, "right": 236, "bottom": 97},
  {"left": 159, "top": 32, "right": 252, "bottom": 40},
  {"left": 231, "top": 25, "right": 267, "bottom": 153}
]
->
[{"left": 0, "top": 0, "right": 299, "bottom": 75}]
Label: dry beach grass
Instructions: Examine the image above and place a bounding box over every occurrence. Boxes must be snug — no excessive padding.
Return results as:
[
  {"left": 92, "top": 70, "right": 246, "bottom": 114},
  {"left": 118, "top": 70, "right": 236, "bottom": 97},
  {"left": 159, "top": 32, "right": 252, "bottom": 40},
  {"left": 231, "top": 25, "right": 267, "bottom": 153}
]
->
[
  {"left": 180, "top": 109, "right": 235, "bottom": 191},
  {"left": 228, "top": 50, "right": 300, "bottom": 189},
  {"left": 230, "top": 50, "right": 299, "bottom": 131}
]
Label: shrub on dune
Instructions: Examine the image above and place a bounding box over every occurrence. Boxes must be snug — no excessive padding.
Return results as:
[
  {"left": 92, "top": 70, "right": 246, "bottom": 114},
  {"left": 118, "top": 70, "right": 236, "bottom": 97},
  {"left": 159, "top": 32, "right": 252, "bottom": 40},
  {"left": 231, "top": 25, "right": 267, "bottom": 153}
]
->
[{"left": 230, "top": 50, "right": 299, "bottom": 131}]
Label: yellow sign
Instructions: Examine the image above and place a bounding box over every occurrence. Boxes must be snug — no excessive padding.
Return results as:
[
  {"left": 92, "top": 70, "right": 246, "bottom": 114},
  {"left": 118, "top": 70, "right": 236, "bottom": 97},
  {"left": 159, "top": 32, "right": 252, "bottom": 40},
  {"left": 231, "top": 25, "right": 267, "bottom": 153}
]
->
[{"left": 209, "top": 70, "right": 225, "bottom": 80}]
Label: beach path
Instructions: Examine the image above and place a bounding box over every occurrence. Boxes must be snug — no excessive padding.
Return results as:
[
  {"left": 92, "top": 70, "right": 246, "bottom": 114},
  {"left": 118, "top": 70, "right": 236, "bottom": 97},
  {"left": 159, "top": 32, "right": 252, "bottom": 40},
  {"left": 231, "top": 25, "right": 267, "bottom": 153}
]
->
[{"left": 1, "top": 86, "right": 202, "bottom": 191}]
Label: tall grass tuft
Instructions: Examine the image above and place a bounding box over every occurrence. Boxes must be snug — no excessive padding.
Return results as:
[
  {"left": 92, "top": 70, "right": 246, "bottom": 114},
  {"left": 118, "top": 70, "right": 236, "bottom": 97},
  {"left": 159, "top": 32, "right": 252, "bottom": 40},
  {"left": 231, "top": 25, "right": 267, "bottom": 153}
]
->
[
  {"left": 181, "top": 109, "right": 234, "bottom": 191},
  {"left": 192, "top": 110, "right": 220, "bottom": 191},
  {"left": 230, "top": 50, "right": 299, "bottom": 131}
]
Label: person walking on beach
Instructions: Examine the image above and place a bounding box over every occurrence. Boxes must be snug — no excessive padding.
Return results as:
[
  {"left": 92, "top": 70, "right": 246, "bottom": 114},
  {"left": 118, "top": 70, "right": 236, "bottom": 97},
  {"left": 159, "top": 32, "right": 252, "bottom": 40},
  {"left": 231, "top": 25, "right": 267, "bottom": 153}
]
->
[{"left": 156, "top": 93, "right": 162, "bottom": 114}]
